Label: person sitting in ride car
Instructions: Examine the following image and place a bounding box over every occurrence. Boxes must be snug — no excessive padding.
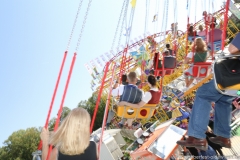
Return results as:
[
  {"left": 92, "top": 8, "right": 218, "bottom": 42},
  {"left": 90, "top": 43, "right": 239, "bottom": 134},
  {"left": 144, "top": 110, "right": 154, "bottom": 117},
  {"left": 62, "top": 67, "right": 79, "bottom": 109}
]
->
[
  {"left": 184, "top": 37, "right": 208, "bottom": 88},
  {"left": 119, "top": 75, "right": 161, "bottom": 108}
]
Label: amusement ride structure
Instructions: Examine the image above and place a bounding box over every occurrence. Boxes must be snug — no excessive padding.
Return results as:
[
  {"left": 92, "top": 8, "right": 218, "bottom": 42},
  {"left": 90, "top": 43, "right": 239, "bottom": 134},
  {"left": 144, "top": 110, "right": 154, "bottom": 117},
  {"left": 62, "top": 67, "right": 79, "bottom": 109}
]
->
[{"left": 33, "top": 0, "right": 240, "bottom": 160}]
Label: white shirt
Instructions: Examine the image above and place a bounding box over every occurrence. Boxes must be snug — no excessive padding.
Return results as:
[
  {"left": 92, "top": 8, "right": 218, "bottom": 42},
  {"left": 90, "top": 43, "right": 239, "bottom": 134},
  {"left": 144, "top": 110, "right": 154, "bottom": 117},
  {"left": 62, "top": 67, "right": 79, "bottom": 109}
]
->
[
  {"left": 187, "top": 52, "right": 194, "bottom": 59},
  {"left": 111, "top": 84, "right": 125, "bottom": 97},
  {"left": 142, "top": 88, "right": 159, "bottom": 103}
]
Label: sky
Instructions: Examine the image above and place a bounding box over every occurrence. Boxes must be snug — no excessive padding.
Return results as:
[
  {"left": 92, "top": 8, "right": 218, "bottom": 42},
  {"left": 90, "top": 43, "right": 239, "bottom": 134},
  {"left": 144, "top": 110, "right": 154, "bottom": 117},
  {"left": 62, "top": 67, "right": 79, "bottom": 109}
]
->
[{"left": 0, "top": 0, "right": 224, "bottom": 146}]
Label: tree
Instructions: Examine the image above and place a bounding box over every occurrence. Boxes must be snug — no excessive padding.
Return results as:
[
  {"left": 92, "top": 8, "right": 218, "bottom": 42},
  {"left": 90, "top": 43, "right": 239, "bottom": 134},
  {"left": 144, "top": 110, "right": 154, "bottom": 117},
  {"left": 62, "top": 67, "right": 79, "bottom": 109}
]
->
[
  {"left": 0, "top": 127, "right": 40, "bottom": 160},
  {"left": 78, "top": 93, "right": 107, "bottom": 131}
]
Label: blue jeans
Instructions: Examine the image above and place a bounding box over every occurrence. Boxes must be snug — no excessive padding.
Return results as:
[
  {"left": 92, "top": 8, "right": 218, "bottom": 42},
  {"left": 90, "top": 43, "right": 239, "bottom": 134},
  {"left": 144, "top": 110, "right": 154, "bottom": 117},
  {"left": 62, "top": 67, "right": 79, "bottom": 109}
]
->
[{"left": 188, "top": 80, "right": 234, "bottom": 139}]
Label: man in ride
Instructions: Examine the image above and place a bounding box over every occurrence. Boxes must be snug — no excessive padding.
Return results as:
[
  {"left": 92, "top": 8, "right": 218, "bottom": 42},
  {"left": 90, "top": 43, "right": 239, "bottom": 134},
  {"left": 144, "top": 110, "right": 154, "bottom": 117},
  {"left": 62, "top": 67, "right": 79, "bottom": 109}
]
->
[
  {"left": 166, "top": 43, "right": 173, "bottom": 56},
  {"left": 106, "top": 74, "right": 128, "bottom": 128},
  {"left": 110, "top": 72, "right": 143, "bottom": 128},
  {"left": 177, "top": 33, "right": 240, "bottom": 150}
]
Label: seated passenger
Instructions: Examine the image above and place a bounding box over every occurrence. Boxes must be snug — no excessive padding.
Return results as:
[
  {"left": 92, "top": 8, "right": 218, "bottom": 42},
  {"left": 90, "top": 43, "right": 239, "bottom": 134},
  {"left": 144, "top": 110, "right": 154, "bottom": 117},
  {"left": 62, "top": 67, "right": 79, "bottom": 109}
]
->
[
  {"left": 118, "top": 75, "right": 161, "bottom": 108},
  {"left": 166, "top": 43, "right": 173, "bottom": 56},
  {"left": 198, "top": 25, "right": 206, "bottom": 37},
  {"left": 106, "top": 74, "right": 128, "bottom": 127},
  {"left": 111, "top": 72, "right": 143, "bottom": 128},
  {"left": 184, "top": 37, "right": 208, "bottom": 88},
  {"left": 112, "top": 72, "right": 143, "bottom": 103},
  {"left": 188, "top": 25, "right": 197, "bottom": 37},
  {"left": 202, "top": 11, "right": 216, "bottom": 25},
  {"left": 147, "top": 36, "right": 157, "bottom": 53},
  {"left": 121, "top": 74, "right": 128, "bottom": 85},
  {"left": 153, "top": 50, "right": 176, "bottom": 69}
]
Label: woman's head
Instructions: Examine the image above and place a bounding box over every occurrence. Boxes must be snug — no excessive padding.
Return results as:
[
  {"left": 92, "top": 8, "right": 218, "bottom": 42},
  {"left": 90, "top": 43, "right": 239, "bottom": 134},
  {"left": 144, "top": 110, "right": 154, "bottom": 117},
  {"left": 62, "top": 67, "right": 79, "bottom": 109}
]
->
[
  {"left": 193, "top": 37, "right": 207, "bottom": 53},
  {"left": 50, "top": 107, "right": 91, "bottom": 155},
  {"left": 198, "top": 25, "right": 203, "bottom": 31},
  {"left": 147, "top": 75, "right": 157, "bottom": 87},
  {"left": 189, "top": 26, "right": 194, "bottom": 32}
]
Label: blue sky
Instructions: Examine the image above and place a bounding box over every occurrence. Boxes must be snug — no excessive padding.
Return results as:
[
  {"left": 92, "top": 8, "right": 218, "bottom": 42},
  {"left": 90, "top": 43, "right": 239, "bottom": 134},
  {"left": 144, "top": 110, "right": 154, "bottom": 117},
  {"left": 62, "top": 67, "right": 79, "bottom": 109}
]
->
[{"left": 0, "top": 0, "right": 223, "bottom": 146}]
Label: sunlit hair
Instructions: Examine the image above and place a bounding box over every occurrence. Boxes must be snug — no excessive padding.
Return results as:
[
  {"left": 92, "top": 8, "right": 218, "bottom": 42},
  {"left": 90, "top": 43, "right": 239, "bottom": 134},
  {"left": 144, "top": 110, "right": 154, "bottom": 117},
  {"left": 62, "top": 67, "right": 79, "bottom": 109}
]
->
[
  {"left": 192, "top": 37, "right": 207, "bottom": 53},
  {"left": 49, "top": 107, "right": 91, "bottom": 155},
  {"left": 198, "top": 25, "right": 203, "bottom": 31}
]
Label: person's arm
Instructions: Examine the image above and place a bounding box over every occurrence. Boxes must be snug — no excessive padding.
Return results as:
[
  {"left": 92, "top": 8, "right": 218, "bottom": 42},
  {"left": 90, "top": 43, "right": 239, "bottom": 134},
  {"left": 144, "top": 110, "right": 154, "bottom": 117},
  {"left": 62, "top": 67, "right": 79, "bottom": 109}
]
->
[
  {"left": 118, "top": 101, "right": 146, "bottom": 108},
  {"left": 40, "top": 128, "right": 50, "bottom": 160},
  {"left": 184, "top": 52, "right": 193, "bottom": 64},
  {"left": 233, "top": 100, "right": 240, "bottom": 109},
  {"left": 228, "top": 43, "right": 239, "bottom": 54},
  {"left": 229, "top": 33, "right": 240, "bottom": 54},
  {"left": 49, "top": 148, "right": 58, "bottom": 160},
  {"left": 111, "top": 83, "right": 123, "bottom": 97},
  {"left": 184, "top": 57, "right": 192, "bottom": 64}
]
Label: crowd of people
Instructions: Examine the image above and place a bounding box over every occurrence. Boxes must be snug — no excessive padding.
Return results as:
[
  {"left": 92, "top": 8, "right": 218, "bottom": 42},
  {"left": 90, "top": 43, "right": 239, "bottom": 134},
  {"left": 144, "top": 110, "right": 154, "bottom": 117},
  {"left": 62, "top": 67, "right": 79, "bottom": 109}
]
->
[{"left": 38, "top": 11, "right": 240, "bottom": 160}]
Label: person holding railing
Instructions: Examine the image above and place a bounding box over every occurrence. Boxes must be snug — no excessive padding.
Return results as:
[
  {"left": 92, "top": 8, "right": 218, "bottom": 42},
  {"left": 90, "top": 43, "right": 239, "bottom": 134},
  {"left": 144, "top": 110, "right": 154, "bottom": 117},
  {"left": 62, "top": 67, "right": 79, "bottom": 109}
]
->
[{"left": 40, "top": 108, "right": 97, "bottom": 160}]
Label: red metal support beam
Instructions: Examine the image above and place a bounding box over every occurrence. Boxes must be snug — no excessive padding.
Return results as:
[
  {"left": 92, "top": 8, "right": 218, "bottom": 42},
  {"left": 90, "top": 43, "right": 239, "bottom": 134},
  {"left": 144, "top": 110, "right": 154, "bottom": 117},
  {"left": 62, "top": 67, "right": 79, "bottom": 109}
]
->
[
  {"left": 221, "top": 0, "right": 230, "bottom": 50},
  {"left": 37, "top": 51, "right": 68, "bottom": 151},
  {"left": 90, "top": 61, "right": 110, "bottom": 132},
  {"left": 98, "top": 63, "right": 116, "bottom": 158},
  {"left": 46, "top": 52, "right": 77, "bottom": 160}
]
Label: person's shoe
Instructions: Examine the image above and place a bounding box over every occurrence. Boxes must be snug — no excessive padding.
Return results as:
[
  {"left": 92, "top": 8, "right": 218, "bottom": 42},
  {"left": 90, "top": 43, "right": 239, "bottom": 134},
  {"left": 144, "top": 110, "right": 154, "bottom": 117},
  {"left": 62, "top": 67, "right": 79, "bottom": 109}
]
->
[
  {"left": 209, "top": 136, "right": 231, "bottom": 148},
  {"left": 177, "top": 136, "right": 208, "bottom": 151}
]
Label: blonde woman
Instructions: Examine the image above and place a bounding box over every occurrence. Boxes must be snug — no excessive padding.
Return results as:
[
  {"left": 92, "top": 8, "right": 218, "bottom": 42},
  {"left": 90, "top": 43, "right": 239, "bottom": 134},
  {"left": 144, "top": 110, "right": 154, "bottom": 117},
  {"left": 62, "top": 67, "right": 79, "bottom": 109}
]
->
[
  {"left": 40, "top": 107, "right": 97, "bottom": 160},
  {"left": 184, "top": 37, "right": 208, "bottom": 88}
]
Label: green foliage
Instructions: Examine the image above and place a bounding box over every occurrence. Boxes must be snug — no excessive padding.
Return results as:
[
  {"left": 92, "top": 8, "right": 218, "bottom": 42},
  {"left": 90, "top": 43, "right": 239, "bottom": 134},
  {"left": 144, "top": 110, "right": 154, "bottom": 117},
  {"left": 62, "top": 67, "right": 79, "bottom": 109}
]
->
[
  {"left": 78, "top": 93, "right": 106, "bottom": 131},
  {"left": 0, "top": 127, "right": 40, "bottom": 160}
]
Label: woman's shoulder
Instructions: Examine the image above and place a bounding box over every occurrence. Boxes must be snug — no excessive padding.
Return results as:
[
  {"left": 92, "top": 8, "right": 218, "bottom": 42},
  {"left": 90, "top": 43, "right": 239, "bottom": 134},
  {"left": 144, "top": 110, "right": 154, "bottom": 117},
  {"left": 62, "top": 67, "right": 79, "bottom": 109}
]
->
[
  {"left": 87, "top": 141, "right": 97, "bottom": 151},
  {"left": 149, "top": 88, "right": 160, "bottom": 94},
  {"left": 89, "top": 141, "right": 96, "bottom": 147}
]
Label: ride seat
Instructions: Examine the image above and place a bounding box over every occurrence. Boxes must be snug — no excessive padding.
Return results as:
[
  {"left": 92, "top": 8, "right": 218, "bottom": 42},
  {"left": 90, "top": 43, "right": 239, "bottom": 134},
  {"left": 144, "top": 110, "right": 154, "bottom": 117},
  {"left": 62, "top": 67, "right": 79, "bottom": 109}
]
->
[
  {"left": 208, "top": 41, "right": 222, "bottom": 52},
  {"left": 188, "top": 36, "right": 206, "bottom": 42},
  {"left": 116, "top": 104, "right": 158, "bottom": 119},
  {"left": 207, "top": 29, "right": 222, "bottom": 52},
  {"left": 192, "top": 61, "right": 212, "bottom": 78},
  {"left": 154, "top": 54, "right": 176, "bottom": 76}
]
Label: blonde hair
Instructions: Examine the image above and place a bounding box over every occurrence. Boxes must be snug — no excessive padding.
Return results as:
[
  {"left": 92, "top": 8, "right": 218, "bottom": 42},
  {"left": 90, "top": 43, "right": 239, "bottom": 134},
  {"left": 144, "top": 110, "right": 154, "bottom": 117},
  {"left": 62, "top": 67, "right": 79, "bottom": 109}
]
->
[
  {"left": 49, "top": 107, "right": 91, "bottom": 155},
  {"left": 192, "top": 37, "right": 207, "bottom": 53}
]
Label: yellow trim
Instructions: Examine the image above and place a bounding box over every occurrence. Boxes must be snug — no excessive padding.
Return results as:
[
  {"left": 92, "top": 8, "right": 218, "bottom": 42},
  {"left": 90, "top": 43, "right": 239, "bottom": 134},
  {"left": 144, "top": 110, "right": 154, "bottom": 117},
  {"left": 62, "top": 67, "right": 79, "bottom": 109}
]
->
[{"left": 217, "top": 84, "right": 240, "bottom": 90}]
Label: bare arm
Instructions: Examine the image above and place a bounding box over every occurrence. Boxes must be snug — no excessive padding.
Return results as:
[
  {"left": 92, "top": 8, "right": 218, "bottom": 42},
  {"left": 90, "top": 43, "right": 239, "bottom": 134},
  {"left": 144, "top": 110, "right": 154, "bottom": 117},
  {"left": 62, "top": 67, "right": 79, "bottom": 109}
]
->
[
  {"left": 228, "top": 43, "right": 240, "bottom": 54},
  {"left": 184, "top": 57, "right": 191, "bottom": 64},
  {"left": 118, "top": 101, "right": 146, "bottom": 108},
  {"left": 49, "top": 148, "right": 58, "bottom": 160},
  {"left": 40, "top": 128, "right": 49, "bottom": 160}
]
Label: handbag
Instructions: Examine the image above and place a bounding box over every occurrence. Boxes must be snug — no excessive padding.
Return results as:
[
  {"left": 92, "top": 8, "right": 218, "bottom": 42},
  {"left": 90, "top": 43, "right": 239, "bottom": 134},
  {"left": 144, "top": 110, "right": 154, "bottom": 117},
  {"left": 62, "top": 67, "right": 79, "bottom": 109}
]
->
[{"left": 214, "top": 58, "right": 240, "bottom": 89}]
